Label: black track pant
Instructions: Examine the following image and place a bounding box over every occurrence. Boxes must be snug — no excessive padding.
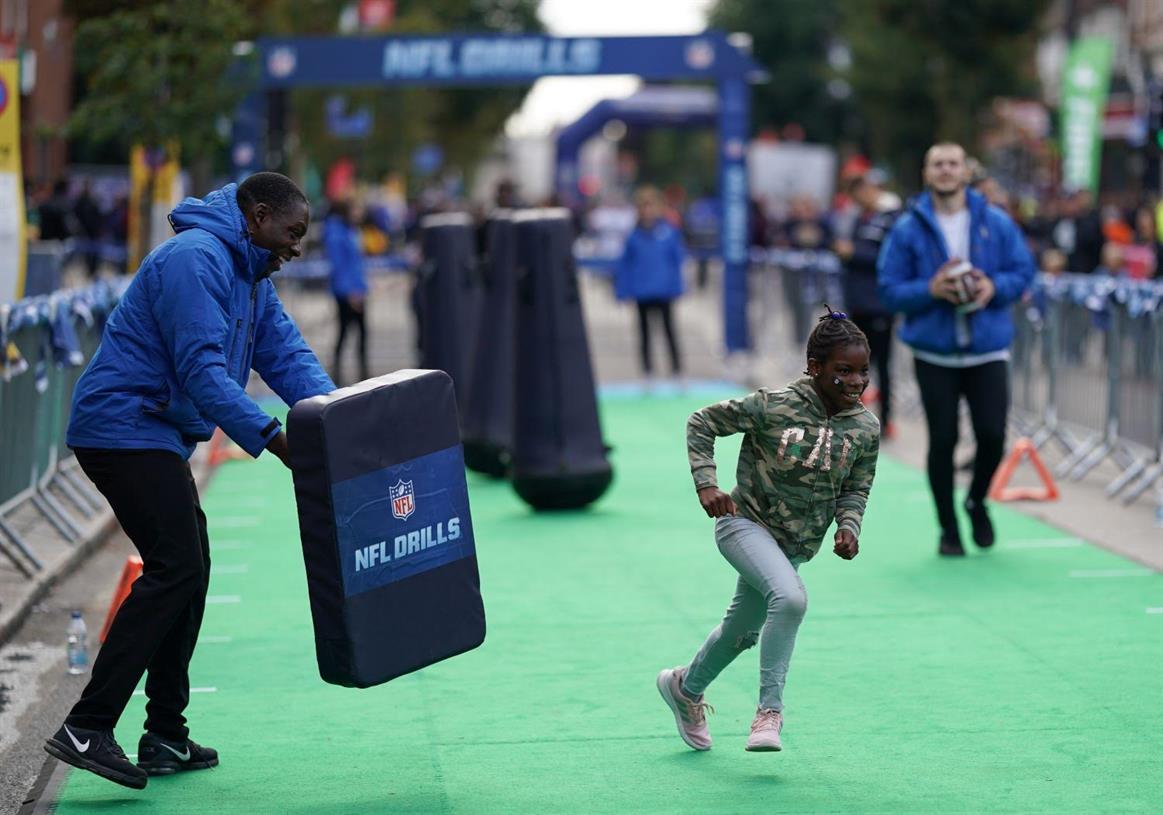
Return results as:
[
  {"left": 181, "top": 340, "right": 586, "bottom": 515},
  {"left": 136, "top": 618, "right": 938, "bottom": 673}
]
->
[
  {"left": 334, "top": 296, "right": 369, "bottom": 385},
  {"left": 66, "top": 448, "right": 210, "bottom": 741},
  {"left": 851, "top": 312, "right": 894, "bottom": 427},
  {"left": 913, "top": 359, "right": 1009, "bottom": 537},
  {"left": 636, "top": 299, "right": 681, "bottom": 375}
]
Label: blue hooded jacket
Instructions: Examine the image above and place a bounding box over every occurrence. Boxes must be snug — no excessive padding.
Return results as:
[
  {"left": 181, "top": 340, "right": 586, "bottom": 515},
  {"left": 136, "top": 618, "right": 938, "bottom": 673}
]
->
[
  {"left": 615, "top": 220, "right": 686, "bottom": 302},
  {"left": 876, "top": 188, "right": 1035, "bottom": 355},
  {"left": 66, "top": 184, "right": 335, "bottom": 460},
  {"left": 323, "top": 214, "right": 367, "bottom": 298}
]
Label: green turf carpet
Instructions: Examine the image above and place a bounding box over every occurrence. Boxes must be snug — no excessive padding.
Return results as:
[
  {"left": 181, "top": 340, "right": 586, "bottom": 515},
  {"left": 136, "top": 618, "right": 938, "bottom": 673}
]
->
[{"left": 55, "top": 394, "right": 1163, "bottom": 814}]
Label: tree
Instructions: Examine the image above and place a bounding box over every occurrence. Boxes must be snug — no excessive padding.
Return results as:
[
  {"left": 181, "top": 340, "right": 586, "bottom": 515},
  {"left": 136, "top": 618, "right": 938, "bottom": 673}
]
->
[
  {"left": 707, "top": 0, "right": 1050, "bottom": 192},
  {"left": 842, "top": 0, "right": 1051, "bottom": 191},
  {"left": 67, "top": 0, "right": 254, "bottom": 260},
  {"left": 709, "top": 0, "right": 856, "bottom": 144}
]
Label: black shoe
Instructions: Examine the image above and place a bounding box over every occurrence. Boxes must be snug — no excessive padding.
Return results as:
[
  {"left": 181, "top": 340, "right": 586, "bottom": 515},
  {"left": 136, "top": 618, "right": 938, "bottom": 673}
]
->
[
  {"left": 964, "top": 498, "right": 995, "bottom": 548},
  {"left": 137, "top": 732, "right": 219, "bottom": 775},
  {"left": 938, "top": 531, "right": 966, "bottom": 557},
  {"left": 45, "top": 724, "right": 148, "bottom": 789}
]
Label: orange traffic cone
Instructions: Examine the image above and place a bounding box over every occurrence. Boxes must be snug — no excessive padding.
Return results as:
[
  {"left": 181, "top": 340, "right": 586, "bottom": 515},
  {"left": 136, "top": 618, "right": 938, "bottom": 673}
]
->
[
  {"left": 99, "top": 555, "right": 143, "bottom": 644},
  {"left": 207, "top": 428, "right": 248, "bottom": 467},
  {"left": 989, "top": 437, "right": 1060, "bottom": 502}
]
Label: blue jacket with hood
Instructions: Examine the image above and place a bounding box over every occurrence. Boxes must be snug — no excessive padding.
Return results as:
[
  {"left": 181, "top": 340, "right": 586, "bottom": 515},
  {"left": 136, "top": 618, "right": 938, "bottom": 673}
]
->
[
  {"left": 876, "top": 188, "right": 1034, "bottom": 355},
  {"left": 66, "top": 184, "right": 335, "bottom": 460},
  {"left": 322, "top": 215, "right": 367, "bottom": 299}
]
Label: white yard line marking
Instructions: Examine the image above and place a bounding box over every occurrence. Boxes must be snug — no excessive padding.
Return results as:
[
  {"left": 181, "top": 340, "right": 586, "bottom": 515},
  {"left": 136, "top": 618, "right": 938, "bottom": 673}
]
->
[
  {"left": 213, "top": 540, "right": 248, "bottom": 551},
  {"left": 1147, "top": 608, "right": 1163, "bottom": 614},
  {"left": 206, "top": 595, "right": 241, "bottom": 604},
  {"left": 212, "top": 564, "right": 249, "bottom": 575},
  {"left": 200, "top": 636, "right": 233, "bottom": 643},
  {"left": 1068, "top": 569, "right": 1153, "bottom": 578},
  {"left": 1007, "top": 538, "right": 1084, "bottom": 549},
  {"left": 134, "top": 687, "right": 217, "bottom": 697}
]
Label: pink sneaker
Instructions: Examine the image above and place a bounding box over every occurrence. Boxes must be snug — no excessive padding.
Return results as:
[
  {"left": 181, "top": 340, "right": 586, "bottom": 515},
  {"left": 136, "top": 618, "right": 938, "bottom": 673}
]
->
[
  {"left": 656, "top": 666, "right": 713, "bottom": 751},
  {"left": 745, "top": 708, "right": 783, "bottom": 752}
]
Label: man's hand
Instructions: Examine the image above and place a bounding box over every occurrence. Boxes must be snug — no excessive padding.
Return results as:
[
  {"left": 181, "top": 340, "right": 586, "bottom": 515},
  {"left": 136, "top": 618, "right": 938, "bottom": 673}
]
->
[
  {"left": 697, "top": 486, "right": 737, "bottom": 518},
  {"left": 929, "top": 259, "right": 968, "bottom": 304},
  {"left": 832, "top": 238, "right": 854, "bottom": 260},
  {"left": 833, "top": 528, "right": 859, "bottom": 560},
  {"left": 969, "top": 271, "right": 995, "bottom": 309},
  {"left": 347, "top": 294, "right": 365, "bottom": 313},
  {"left": 265, "top": 431, "right": 292, "bottom": 470}
]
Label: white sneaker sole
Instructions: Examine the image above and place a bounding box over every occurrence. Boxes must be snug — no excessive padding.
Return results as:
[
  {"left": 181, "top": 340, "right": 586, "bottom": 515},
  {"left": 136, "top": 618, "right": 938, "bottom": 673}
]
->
[
  {"left": 745, "top": 740, "right": 782, "bottom": 752},
  {"left": 656, "top": 669, "right": 711, "bottom": 751}
]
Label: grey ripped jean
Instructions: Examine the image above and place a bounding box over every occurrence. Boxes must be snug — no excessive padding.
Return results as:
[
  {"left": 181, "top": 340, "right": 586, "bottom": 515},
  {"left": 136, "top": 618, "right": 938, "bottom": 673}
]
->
[{"left": 682, "top": 515, "right": 807, "bottom": 711}]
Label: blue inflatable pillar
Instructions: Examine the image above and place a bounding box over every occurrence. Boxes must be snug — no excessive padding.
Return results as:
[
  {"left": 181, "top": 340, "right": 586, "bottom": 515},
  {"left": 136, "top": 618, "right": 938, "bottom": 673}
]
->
[{"left": 718, "top": 76, "right": 751, "bottom": 353}]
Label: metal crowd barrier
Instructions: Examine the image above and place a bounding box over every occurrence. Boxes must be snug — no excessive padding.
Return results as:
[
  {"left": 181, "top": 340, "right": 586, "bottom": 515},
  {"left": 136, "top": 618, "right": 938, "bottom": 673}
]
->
[
  {"left": 0, "top": 281, "right": 123, "bottom": 577},
  {"left": 753, "top": 247, "right": 1163, "bottom": 506}
]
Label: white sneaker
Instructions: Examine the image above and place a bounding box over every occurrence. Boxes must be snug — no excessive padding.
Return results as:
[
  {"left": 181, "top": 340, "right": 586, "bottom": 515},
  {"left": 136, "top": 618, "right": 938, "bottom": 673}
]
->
[{"left": 745, "top": 707, "right": 783, "bottom": 752}]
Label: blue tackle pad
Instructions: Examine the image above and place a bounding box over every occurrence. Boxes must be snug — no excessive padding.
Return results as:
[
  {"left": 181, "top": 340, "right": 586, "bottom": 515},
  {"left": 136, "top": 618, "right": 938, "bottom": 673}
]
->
[{"left": 288, "top": 370, "right": 485, "bottom": 688}]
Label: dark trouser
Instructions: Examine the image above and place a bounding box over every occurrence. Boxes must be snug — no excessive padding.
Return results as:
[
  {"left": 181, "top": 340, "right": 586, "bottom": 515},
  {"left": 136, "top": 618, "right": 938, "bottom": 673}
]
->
[
  {"left": 636, "top": 299, "right": 681, "bottom": 375},
  {"left": 66, "top": 449, "right": 210, "bottom": 741},
  {"left": 334, "top": 296, "right": 369, "bottom": 385},
  {"left": 913, "top": 359, "right": 1009, "bottom": 537},
  {"left": 850, "top": 312, "right": 894, "bottom": 427}
]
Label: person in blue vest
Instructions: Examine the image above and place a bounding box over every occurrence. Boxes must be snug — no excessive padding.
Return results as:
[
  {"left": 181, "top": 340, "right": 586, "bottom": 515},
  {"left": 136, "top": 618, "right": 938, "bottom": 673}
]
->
[
  {"left": 323, "top": 198, "right": 369, "bottom": 385},
  {"left": 45, "top": 172, "right": 335, "bottom": 790},
  {"left": 877, "top": 143, "right": 1034, "bottom": 557},
  {"left": 616, "top": 185, "right": 686, "bottom": 383}
]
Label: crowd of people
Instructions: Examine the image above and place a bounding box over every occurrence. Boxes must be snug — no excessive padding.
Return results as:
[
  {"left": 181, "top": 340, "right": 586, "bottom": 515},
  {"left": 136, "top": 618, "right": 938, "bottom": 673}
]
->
[{"left": 28, "top": 177, "right": 131, "bottom": 278}]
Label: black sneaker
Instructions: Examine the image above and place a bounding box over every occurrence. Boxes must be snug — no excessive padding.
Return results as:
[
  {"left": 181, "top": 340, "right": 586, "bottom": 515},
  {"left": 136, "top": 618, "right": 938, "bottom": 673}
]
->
[
  {"left": 938, "top": 531, "right": 966, "bottom": 557},
  {"left": 964, "top": 498, "right": 996, "bottom": 548},
  {"left": 137, "top": 732, "right": 219, "bottom": 775},
  {"left": 44, "top": 724, "right": 148, "bottom": 789}
]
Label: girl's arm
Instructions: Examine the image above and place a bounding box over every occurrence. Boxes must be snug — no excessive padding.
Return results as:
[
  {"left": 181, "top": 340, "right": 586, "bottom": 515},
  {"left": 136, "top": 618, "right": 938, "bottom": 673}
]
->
[
  {"left": 687, "top": 391, "right": 769, "bottom": 490},
  {"left": 834, "top": 434, "right": 880, "bottom": 540}
]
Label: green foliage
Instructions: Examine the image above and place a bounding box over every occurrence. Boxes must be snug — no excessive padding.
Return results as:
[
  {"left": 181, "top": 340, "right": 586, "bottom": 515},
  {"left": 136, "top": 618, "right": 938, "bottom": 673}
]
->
[
  {"left": 68, "top": 1, "right": 253, "bottom": 161},
  {"left": 708, "top": 0, "right": 1050, "bottom": 191}
]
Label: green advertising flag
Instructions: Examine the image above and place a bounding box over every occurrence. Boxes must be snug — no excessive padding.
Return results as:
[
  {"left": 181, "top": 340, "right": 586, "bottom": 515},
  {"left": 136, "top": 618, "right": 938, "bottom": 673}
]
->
[{"left": 1060, "top": 37, "right": 1113, "bottom": 194}]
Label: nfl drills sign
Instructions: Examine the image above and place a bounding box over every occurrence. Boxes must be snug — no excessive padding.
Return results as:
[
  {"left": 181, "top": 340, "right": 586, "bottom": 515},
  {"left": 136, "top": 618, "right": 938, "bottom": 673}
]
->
[{"left": 331, "top": 446, "right": 473, "bottom": 598}]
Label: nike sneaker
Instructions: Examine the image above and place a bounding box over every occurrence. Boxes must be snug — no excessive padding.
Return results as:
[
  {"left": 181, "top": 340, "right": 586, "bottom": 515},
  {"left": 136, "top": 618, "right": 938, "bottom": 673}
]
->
[
  {"left": 137, "top": 732, "right": 219, "bottom": 775},
  {"left": 44, "top": 724, "right": 148, "bottom": 789},
  {"left": 656, "top": 666, "right": 713, "bottom": 750}
]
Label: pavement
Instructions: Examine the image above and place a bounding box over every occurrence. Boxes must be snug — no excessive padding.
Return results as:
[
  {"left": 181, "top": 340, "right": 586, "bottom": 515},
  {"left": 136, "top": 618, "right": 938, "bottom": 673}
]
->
[{"left": 1, "top": 258, "right": 1160, "bottom": 813}]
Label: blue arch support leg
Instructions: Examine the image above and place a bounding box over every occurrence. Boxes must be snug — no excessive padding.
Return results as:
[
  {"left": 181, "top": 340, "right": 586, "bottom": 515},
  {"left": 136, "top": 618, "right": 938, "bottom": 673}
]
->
[
  {"left": 231, "top": 92, "right": 265, "bottom": 181},
  {"left": 718, "top": 76, "right": 750, "bottom": 353}
]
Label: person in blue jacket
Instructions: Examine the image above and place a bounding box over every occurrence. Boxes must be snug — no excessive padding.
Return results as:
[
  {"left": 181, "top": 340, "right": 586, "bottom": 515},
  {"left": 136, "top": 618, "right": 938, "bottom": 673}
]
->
[
  {"left": 616, "top": 185, "right": 686, "bottom": 381},
  {"left": 877, "top": 143, "right": 1034, "bottom": 557},
  {"left": 323, "top": 199, "right": 369, "bottom": 385},
  {"left": 45, "top": 172, "right": 335, "bottom": 790}
]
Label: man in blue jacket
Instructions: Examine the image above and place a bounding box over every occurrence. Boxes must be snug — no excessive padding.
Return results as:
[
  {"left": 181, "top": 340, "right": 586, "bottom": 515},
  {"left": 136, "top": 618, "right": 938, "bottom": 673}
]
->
[
  {"left": 877, "top": 144, "right": 1034, "bottom": 557},
  {"left": 45, "top": 172, "right": 335, "bottom": 789}
]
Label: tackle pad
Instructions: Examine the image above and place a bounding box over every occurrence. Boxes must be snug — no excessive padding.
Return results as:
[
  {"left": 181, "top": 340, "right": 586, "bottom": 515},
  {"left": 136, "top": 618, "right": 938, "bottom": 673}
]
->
[{"left": 288, "top": 370, "right": 485, "bottom": 688}]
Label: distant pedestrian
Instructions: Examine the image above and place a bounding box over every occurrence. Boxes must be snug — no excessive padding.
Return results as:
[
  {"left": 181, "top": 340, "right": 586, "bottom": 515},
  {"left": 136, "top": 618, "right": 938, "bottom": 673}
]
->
[
  {"left": 616, "top": 185, "right": 686, "bottom": 382},
  {"left": 323, "top": 199, "right": 369, "bottom": 385}
]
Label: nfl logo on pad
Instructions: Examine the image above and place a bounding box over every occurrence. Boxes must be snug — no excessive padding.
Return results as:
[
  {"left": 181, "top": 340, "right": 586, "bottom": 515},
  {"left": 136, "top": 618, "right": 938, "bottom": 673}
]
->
[{"left": 390, "top": 479, "right": 415, "bottom": 520}]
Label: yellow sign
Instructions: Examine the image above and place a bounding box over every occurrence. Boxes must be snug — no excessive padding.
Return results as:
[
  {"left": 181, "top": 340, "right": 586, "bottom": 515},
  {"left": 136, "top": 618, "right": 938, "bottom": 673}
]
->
[
  {"left": 128, "top": 143, "right": 183, "bottom": 272},
  {"left": 0, "top": 60, "right": 26, "bottom": 303}
]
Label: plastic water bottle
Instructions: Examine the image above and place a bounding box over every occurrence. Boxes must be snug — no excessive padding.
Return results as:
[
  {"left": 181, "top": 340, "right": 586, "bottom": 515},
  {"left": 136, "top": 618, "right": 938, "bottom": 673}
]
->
[{"left": 66, "top": 611, "right": 88, "bottom": 675}]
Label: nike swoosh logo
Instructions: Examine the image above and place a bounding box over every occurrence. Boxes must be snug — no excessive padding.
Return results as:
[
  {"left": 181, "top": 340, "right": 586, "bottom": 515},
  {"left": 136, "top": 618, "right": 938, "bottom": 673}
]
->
[
  {"left": 64, "top": 725, "right": 90, "bottom": 753},
  {"left": 159, "top": 742, "right": 191, "bottom": 761}
]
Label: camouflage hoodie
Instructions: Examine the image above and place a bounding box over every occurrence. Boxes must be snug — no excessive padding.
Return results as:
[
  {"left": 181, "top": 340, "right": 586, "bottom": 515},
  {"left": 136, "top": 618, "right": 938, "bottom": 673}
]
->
[{"left": 687, "top": 377, "right": 880, "bottom": 562}]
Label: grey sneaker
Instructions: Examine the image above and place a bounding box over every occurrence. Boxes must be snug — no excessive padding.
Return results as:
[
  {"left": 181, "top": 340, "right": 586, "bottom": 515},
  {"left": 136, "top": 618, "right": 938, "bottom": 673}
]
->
[
  {"left": 745, "top": 708, "right": 783, "bottom": 752},
  {"left": 656, "top": 666, "right": 713, "bottom": 750}
]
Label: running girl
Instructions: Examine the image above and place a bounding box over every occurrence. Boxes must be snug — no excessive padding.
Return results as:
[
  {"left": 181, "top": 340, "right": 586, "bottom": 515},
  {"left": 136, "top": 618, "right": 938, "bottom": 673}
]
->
[{"left": 658, "top": 308, "right": 880, "bottom": 752}]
